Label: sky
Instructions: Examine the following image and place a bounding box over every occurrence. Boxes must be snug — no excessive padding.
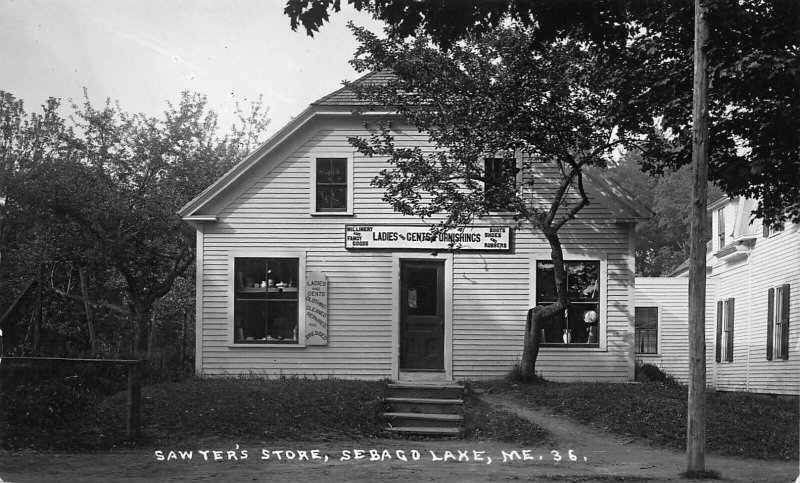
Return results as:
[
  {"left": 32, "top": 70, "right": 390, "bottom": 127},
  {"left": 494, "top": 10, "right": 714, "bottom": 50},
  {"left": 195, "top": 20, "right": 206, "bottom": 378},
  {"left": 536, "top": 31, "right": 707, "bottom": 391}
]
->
[{"left": 0, "top": 0, "right": 383, "bottom": 137}]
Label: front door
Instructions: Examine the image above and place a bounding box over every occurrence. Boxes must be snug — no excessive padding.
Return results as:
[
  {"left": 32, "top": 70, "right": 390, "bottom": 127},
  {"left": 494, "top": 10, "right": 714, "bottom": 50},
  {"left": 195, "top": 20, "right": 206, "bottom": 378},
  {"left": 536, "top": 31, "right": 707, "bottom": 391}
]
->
[{"left": 400, "top": 260, "right": 445, "bottom": 370}]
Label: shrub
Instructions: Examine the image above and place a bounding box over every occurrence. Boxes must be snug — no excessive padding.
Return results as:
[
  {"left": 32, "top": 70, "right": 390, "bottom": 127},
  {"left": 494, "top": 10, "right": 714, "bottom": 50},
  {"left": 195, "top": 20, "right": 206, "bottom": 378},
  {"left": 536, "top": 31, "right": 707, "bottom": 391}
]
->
[{"left": 635, "top": 361, "right": 677, "bottom": 384}]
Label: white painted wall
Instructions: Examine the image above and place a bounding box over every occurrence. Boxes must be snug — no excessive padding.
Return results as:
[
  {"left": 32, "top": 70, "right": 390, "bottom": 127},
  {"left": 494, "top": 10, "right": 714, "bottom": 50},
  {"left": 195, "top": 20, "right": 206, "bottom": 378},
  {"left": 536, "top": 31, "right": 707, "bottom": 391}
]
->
[{"left": 195, "top": 117, "right": 639, "bottom": 381}]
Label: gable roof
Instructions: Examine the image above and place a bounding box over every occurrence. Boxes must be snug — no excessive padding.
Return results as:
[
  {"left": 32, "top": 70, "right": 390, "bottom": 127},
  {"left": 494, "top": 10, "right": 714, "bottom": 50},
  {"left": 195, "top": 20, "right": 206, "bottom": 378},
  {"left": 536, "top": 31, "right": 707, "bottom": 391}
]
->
[
  {"left": 179, "top": 73, "right": 653, "bottom": 224},
  {"left": 312, "top": 71, "right": 396, "bottom": 106},
  {"left": 582, "top": 168, "right": 654, "bottom": 222}
]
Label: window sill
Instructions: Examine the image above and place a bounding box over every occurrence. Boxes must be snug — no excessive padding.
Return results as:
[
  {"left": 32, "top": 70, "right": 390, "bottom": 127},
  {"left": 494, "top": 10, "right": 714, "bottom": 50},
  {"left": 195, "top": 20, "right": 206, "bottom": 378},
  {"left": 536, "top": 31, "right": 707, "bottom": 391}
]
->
[
  {"left": 541, "top": 343, "right": 601, "bottom": 350},
  {"left": 636, "top": 353, "right": 660, "bottom": 357},
  {"left": 310, "top": 211, "right": 353, "bottom": 216},
  {"left": 228, "top": 342, "right": 305, "bottom": 348}
]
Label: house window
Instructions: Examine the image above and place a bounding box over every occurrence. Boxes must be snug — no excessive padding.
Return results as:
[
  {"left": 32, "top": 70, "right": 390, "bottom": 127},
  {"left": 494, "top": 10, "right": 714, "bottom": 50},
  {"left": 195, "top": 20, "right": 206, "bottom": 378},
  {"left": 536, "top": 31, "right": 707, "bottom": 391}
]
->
[
  {"left": 716, "top": 298, "right": 735, "bottom": 362},
  {"left": 635, "top": 307, "right": 659, "bottom": 354},
  {"left": 535, "top": 260, "right": 600, "bottom": 345},
  {"left": 716, "top": 207, "right": 726, "bottom": 248},
  {"left": 484, "top": 157, "right": 517, "bottom": 212},
  {"left": 315, "top": 158, "right": 348, "bottom": 212},
  {"left": 767, "top": 284, "right": 791, "bottom": 360},
  {"left": 763, "top": 221, "right": 784, "bottom": 238},
  {"left": 234, "top": 257, "right": 299, "bottom": 344}
]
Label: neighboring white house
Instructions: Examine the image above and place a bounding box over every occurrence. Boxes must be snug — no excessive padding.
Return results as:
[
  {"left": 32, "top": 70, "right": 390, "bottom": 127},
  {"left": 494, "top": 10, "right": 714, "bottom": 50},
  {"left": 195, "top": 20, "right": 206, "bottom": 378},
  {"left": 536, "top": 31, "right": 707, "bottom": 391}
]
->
[
  {"left": 178, "top": 73, "right": 652, "bottom": 382},
  {"left": 633, "top": 277, "right": 718, "bottom": 384},
  {"left": 666, "top": 197, "right": 799, "bottom": 395}
]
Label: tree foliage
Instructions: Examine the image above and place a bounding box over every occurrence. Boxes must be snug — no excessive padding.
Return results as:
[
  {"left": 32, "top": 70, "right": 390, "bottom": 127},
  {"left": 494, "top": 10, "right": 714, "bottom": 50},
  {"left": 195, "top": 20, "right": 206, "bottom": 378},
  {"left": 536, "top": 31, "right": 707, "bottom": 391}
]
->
[
  {"left": 286, "top": 0, "right": 800, "bottom": 224},
  {"left": 607, "top": 153, "right": 723, "bottom": 276},
  {"left": 0, "top": 91, "right": 269, "bottom": 361},
  {"left": 345, "top": 24, "right": 664, "bottom": 377}
]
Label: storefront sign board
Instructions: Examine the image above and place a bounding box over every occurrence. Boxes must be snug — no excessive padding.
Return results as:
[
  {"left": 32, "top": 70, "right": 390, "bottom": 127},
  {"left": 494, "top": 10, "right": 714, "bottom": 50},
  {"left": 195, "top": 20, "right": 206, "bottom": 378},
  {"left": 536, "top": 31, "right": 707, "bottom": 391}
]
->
[
  {"left": 304, "top": 271, "right": 328, "bottom": 345},
  {"left": 345, "top": 225, "right": 511, "bottom": 251}
]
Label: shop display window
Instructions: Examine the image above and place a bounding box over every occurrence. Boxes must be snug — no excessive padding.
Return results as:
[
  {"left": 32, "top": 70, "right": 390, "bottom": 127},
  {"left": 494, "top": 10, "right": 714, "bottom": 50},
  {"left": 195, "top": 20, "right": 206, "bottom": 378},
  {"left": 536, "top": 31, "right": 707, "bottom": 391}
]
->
[
  {"left": 234, "top": 257, "right": 299, "bottom": 344},
  {"left": 535, "top": 260, "right": 600, "bottom": 345}
]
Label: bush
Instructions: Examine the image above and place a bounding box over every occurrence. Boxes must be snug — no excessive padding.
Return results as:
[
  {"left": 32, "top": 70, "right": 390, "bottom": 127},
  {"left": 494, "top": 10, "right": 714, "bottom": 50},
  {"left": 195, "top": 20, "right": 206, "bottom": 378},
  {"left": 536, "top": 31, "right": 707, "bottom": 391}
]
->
[{"left": 635, "top": 361, "right": 677, "bottom": 384}]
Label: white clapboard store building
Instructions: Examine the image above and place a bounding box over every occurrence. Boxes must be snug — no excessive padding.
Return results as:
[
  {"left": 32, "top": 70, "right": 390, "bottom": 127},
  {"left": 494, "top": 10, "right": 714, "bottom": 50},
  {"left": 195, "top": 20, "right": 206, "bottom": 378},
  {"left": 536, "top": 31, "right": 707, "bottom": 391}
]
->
[{"left": 179, "top": 73, "right": 652, "bottom": 382}]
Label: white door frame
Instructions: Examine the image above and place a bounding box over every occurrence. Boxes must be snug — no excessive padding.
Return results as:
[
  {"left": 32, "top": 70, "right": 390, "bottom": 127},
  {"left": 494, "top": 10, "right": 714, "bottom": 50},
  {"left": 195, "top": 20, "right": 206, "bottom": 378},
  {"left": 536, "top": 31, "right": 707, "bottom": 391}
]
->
[{"left": 391, "top": 252, "right": 453, "bottom": 381}]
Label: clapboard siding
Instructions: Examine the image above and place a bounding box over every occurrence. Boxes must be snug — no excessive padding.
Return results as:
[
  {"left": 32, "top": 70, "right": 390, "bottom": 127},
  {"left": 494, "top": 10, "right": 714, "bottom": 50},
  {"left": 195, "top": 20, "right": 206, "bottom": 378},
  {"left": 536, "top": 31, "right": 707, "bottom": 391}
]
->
[
  {"left": 194, "top": 115, "right": 639, "bottom": 380},
  {"left": 704, "top": 220, "right": 800, "bottom": 395},
  {"left": 656, "top": 198, "right": 800, "bottom": 395},
  {"left": 634, "top": 278, "right": 689, "bottom": 382}
]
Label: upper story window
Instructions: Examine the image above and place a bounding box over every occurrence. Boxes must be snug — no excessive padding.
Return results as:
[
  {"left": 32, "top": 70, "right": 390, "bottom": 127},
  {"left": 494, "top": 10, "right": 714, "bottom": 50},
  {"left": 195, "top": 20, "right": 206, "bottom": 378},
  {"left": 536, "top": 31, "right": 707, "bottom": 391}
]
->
[
  {"left": 635, "top": 306, "right": 659, "bottom": 354},
  {"left": 763, "top": 220, "right": 784, "bottom": 238},
  {"left": 484, "top": 157, "right": 518, "bottom": 212},
  {"left": 716, "top": 207, "right": 726, "bottom": 248},
  {"left": 315, "top": 158, "right": 348, "bottom": 212},
  {"left": 535, "top": 260, "right": 600, "bottom": 346}
]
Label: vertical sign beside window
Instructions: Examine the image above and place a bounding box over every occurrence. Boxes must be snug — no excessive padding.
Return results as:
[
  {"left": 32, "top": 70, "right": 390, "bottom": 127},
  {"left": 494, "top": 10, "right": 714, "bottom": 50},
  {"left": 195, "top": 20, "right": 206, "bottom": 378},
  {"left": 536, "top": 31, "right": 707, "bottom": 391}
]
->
[{"left": 305, "top": 271, "right": 328, "bottom": 345}]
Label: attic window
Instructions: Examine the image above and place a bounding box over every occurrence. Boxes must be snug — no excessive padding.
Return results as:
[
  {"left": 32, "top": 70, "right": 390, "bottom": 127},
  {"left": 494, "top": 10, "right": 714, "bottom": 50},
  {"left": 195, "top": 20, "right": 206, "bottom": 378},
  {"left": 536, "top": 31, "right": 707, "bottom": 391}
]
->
[
  {"left": 484, "top": 157, "right": 518, "bottom": 212},
  {"left": 316, "top": 158, "right": 348, "bottom": 212},
  {"left": 717, "top": 207, "right": 726, "bottom": 248}
]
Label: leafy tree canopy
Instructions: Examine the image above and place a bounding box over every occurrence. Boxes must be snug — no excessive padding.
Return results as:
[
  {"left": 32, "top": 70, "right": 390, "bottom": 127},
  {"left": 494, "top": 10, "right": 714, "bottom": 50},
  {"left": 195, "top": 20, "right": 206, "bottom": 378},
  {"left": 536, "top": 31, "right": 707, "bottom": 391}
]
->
[
  {"left": 344, "top": 22, "right": 663, "bottom": 377},
  {"left": 607, "top": 152, "right": 723, "bottom": 276},
  {"left": 286, "top": 0, "right": 800, "bottom": 224},
  {"left": 0, "top": 91, "right": 269, "bottom": 358}
]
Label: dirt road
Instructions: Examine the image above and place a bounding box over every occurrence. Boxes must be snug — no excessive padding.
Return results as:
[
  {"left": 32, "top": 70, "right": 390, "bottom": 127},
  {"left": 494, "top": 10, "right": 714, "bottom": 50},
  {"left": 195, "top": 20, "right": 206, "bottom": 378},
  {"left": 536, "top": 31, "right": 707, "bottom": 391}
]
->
[{"left": 1, "top": 393, "right": 796, "bottom": 482}]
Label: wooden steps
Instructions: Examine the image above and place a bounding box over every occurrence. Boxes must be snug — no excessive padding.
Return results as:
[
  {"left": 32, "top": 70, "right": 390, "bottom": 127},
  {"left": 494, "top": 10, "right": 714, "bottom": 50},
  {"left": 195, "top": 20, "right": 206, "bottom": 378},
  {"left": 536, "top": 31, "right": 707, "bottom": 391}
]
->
[{"left": 382, "top": 382, "right": 465, "bottom": 437}]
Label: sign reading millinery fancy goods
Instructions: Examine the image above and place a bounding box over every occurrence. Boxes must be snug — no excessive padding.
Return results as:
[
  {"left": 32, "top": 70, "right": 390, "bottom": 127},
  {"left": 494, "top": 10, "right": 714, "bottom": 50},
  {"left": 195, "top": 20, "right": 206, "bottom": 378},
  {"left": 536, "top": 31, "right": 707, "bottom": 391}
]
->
[
  {"left": 345, "top": 225, "right": 512, "bottom": 250},
  {"left": 304, "top": 271, "right": 328, "bottom": 345}
]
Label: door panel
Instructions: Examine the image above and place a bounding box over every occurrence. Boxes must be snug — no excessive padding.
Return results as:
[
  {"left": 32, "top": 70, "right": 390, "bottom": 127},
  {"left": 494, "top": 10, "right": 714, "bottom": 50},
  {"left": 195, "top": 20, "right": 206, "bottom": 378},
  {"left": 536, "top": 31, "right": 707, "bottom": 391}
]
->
[{"left": 400, "top": 261, "right": 445, "bottom": 370}]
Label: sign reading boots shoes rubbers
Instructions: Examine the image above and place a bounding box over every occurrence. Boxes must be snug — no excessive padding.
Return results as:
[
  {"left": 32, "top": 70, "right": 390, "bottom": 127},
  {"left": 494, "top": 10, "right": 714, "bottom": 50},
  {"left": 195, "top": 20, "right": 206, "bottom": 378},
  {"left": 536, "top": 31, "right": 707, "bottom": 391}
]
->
[{"left": 345, "top": 225, "right": 511, "bottom": 251}]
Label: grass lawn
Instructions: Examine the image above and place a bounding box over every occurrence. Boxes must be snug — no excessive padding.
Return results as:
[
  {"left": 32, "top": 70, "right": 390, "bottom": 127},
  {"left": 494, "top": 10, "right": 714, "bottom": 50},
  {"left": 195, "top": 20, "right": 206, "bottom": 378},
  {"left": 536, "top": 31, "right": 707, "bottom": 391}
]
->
[
  {"left": 477, "top": 378, "right": 798, "bottom": 460},
  {"left": 1, "top": 376, "right": 547, "bottom": 451}
]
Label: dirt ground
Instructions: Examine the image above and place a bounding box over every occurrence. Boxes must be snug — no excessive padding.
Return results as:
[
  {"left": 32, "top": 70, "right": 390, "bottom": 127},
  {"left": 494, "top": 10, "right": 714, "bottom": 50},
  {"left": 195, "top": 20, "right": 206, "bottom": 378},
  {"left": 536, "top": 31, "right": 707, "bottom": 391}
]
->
[{"left": 1, "top": 392, "right": 797, "bottom": 482}]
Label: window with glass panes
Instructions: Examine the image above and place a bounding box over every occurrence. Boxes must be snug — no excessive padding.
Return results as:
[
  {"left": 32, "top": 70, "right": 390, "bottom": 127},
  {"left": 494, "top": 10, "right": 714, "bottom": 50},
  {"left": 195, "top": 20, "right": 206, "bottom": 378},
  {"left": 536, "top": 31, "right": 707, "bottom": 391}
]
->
[
  {"left": 535, "top": 260, "right": 600, "bottom": 345},
  {"left": 635, "top": 307, "right": 658, "bottom": 354},
  {"left": 234, "top": 257, "right": 299, "bottom": 344},
  {"left": 716, "top": 298, "right": 735, "bottom": 362},
  {"left": 484, "top": 157, "right": 517, "bottom": 211},
  {"left": 315, "top": 158, "right": 347, "bottom": 212},
  {"left": 767, "top": 284, "right": 790, "bottom": 361}
]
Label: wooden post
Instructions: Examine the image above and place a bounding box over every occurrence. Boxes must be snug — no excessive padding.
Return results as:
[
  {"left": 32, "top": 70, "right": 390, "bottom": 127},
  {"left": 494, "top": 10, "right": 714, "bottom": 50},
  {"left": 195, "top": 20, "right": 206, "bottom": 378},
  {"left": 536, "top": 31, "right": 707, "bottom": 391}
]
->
[
  {"left": 687, "top": 0, "right": 710, "bottom": 474},
  {"left": 127, "top": 361, "right": 142, "bottom": 438},
  {"left": 79, "top": 267, "right": 97, "bottom": 354}
]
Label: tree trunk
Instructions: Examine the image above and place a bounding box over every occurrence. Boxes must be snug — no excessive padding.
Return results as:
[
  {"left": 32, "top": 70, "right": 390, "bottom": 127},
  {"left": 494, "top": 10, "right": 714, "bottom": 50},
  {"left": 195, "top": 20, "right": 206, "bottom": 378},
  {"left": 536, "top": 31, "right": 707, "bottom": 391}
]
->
[
  {"left": 521, "top": 227, "right": 571, "bottom": 379},
  {"left": 522, "top": 306, "right": 545, "bottom": 377},
  {"left": 131, "top": 300, "right": 153, "bottom": 362},
  {"left": 33, "top": 263, "right": 43, "bottom": 354},
  {"left": 687, "top": 0, "right": 710, "bottom": 474},
  {"left": 146, "top": 304, "right": 158, "bottom": 361},
  {"left": 79, "top": 267, "right": 98, "bottom": 354},
  {"left": 179, "top": 311, "right": 188, "bottom": 373}
]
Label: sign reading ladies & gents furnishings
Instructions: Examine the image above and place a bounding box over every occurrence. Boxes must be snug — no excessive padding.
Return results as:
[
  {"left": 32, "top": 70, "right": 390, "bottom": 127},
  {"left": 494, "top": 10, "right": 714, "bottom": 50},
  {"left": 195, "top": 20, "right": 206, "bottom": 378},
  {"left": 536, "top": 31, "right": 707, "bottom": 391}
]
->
[{"left": 345, "top": 225, "right": 511, "bottom": 251}]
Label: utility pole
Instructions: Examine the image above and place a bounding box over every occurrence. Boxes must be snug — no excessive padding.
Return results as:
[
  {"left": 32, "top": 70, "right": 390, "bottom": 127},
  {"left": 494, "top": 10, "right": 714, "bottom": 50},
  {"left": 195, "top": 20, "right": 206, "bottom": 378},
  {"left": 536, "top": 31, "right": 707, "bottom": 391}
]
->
[{"left": 687, "top": 0, "right": 710, "bottom": 474}]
